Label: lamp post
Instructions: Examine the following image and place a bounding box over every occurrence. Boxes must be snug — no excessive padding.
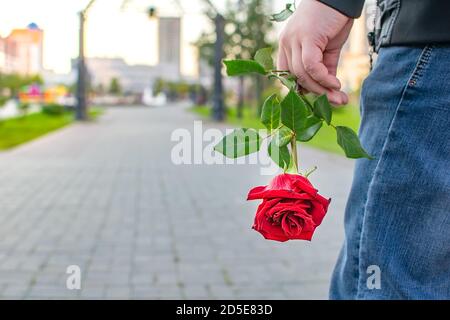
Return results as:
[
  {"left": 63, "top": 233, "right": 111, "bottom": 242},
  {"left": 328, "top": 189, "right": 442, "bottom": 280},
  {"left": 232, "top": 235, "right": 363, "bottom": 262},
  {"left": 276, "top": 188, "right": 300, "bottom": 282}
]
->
[
  {"left": 202, "top": 0, "right": 225, "bottom": 122},
  {"left": 76, "top": 0, "right": 96, "bottom": 121}
]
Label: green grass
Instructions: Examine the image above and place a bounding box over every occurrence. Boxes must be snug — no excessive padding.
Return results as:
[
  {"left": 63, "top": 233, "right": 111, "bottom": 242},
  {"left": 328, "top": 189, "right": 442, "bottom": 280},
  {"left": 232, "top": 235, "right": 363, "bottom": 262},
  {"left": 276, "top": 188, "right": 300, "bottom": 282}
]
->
[
  {"left": 190, "top": 103, "right": 361, "bottom": 156},
  {"left": 88, "top": 107, "right": 104, "bottom": 120},
  {"left": 0, "top": 107, "right": 105, "bottom": 150}
]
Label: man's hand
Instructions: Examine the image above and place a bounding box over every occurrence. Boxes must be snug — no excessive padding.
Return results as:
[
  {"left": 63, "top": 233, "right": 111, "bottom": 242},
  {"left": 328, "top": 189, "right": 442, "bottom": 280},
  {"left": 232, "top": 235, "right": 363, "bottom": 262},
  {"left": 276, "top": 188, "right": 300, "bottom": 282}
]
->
[{"left": 277, "top": 0, "right": 353, "bottom": 105}]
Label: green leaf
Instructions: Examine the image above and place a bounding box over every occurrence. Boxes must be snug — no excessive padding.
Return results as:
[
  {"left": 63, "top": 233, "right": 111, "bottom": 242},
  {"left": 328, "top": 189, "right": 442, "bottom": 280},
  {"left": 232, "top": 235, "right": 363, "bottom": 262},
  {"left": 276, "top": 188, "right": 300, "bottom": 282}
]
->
[
  {"left": 270, "top": 3, "right": 294, "bottom": 22},
  {"left": 313, "top": 94, "right": 332, "bottom": 125},
  {"left": 214, "top": 128, "right": 261, "bottom": 159},
  {"left": 254, "top": 47, "right": 274, "bottom": 71},
  {"left": 260, "top": 94, "right": 280, "bottom": 131},
  {"left": 269, "top": 74, "right": 297, "bottom": 90},
  {"left": 223, "top": 60, "right": 267, "bottom": 76},
  {"left": 335, "top": 126, "right": 373, "bottom": 159},
  {"left": 273, "top": 126, "right": 294, "bottom": 147},
  {"left": 280, "top": 90, "right": 311, "bottom": 136},
  {"left": 268, "top": 142, "right": 291, "bottom": 170},
  {"left": 296, "top": 116, "right": 323, "bottom": 142}
]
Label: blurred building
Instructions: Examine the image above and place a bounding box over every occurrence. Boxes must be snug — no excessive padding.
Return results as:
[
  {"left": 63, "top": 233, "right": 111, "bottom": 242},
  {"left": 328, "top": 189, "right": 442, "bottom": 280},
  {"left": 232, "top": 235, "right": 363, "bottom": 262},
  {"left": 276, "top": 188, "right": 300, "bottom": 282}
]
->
[
  {"left": 42, "top": 69, "right": 76, "bottom": 87},
  {"left": 0, "top": 37, "right": 5, "bottom": 72},
  {"left": 0, "top": 23, "right": 44, "bottom": 75},
  {"left": 83, "top": 57, "right": 157, "bottom": 93},
  {"left": 338, "top": 1, "right": 376, "bottom": 92},
  {"left": 158, "top": 17, "right": 181, "bottom": 81},
  {"left": 83, "top": 17, "right": 186, "bottom": 94}
]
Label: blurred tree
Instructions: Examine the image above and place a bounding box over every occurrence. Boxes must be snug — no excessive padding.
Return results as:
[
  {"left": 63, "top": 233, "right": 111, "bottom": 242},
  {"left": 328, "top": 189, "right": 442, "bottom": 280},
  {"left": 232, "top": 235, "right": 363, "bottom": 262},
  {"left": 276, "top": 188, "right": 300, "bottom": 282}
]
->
[
  {"left": 108, "top": 78, "right": 122, "bottom": 95},
  {"left": 95, "top": 83, "right": 105, "bottom": 95},
  {"left": 195, "top": 0, "right": 273, "bottom": 118},
  {"left": 0, "top": 73, "right": 43, "bottom": 98},
  {"left": 18, "top": 102, "right": 30, "bottom": 118},
  {"left": 153, "top": 78, "right": 165, "bottom": 96},
  {"left": 246, "top": 0, "right": 274, "bottom": 116}
]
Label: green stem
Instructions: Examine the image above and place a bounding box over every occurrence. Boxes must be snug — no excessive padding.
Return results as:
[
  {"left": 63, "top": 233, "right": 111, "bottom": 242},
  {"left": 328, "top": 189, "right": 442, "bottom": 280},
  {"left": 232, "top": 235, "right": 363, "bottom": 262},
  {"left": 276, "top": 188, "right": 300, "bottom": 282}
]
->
[
  {"left": 305, "top": 166, "right": 318, "bottom": 178},
  {"left": 291, "top": 137, "right": 299, "bottom": 174},
  {"left": 263, "top": 125, "right": 283, "bottom": 141}
]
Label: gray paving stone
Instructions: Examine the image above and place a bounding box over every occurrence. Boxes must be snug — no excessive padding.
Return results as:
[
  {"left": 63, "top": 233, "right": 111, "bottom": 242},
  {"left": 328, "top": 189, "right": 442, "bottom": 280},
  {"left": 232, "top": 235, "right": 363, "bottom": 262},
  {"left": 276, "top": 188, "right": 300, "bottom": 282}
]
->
[
  {"left": 0, "top": 105, "right": 353, "bottom": 299},
  {"left": 1, "top": 284, "right": 30, "bottom": 299}
]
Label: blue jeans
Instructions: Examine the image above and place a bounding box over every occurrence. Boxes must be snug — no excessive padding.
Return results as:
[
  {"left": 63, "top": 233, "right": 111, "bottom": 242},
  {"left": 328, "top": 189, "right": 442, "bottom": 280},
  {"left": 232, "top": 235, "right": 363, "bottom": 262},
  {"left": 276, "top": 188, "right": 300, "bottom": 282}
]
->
[{"left": 330, "top": 46, "right": 450, "bottom": 299}]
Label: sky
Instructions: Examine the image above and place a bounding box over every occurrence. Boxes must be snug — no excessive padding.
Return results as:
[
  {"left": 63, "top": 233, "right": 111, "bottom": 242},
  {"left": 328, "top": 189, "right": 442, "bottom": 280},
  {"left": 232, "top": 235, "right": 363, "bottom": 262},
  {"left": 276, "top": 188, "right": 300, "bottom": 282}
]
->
[
  {"left": 0, "top": 0, "right": 209, "bottom": 74},
  {"left": 0, "top": 0, "right": 285, "bottom": 74}
]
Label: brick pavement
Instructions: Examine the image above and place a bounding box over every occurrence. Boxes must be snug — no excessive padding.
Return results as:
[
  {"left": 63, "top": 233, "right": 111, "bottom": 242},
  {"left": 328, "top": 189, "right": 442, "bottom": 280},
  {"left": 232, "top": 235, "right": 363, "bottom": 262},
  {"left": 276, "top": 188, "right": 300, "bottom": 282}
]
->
[{"left": 0, "top": 105, "right": 354, "bottom": 299}]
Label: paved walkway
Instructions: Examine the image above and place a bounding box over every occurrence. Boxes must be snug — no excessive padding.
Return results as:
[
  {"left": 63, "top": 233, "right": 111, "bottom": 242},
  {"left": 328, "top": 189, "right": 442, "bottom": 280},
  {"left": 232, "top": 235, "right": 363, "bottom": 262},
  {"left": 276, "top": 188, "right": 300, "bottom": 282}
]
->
[{"left": 0, "top": 105, "right": 354, "bottom": 299}]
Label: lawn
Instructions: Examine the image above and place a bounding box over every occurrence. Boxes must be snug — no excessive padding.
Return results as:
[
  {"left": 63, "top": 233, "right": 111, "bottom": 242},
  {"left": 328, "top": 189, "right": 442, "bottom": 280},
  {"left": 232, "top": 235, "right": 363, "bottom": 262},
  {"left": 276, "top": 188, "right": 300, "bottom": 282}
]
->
[
  {"left": 0, "top": 108, "right": 104, "bottom": 150},
  {"left": 190, "top": 103, "right": 361, "bottom": 156}
]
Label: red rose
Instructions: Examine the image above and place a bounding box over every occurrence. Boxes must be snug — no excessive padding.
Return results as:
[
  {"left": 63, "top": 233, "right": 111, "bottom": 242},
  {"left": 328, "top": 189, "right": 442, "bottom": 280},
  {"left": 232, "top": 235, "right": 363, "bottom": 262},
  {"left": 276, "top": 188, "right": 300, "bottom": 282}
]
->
[{"left": 247, "top": 173, "right": 331, "bottom": 242}]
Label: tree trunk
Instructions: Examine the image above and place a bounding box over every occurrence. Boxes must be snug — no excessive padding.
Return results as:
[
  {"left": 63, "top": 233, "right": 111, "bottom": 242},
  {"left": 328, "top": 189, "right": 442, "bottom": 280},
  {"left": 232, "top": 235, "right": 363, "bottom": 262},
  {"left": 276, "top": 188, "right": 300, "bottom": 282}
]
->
[
  {"left": 237, "top": 76, "right": 244, "bottom": 119},
  {"left": 255, "top": 76, "right": 264, "bottom": 116}
]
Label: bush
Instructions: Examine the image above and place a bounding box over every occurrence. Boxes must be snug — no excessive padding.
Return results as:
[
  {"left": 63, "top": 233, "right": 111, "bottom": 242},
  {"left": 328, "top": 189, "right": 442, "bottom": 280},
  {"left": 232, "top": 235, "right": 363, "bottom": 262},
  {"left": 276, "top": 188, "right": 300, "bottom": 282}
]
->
[
  {"left": 0, "top": 96, "right": 8, "bottom": 107},
  {"left": 18, "top": 102, "right": 30, "bottom": 117},
  {"left": 41, "top": 103, "right": 65, "bottom": 116}
]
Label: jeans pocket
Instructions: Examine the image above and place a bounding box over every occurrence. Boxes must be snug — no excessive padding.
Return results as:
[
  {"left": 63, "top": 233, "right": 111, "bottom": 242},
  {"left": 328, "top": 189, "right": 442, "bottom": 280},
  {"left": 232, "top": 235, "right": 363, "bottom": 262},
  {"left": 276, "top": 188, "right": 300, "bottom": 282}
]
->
[{"left": 407, "top": 45, "right": 434, "bottom": 87}]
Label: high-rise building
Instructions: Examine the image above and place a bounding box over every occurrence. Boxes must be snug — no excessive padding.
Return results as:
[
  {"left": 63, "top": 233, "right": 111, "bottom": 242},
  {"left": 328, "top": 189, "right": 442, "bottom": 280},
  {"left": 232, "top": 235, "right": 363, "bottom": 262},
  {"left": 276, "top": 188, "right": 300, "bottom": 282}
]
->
[
  {"left": 2, "top": 23, "right": 44, "bottom": 75},
  {"left": 158, "top": 17, "right": 181, "bottom": 81},
  {"left": 0, "top": 36, "right": 6, "bottom": 72}
]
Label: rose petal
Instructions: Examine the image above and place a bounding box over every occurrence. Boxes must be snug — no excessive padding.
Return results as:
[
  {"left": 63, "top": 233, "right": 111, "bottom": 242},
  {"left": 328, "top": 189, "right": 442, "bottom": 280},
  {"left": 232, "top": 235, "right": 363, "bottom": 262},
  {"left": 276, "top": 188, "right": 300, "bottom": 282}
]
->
[
  {"left": 292, "top": 229, "right": 315, "bottom": 241},
  {"left": 309, "top": 203, "right": 327, "bottom": 226},
  {"left": 253, "top": 211, "right": 289, "bottom": 242},
  {"left": 281, "top": 214, "right": 303, "bottom": 237},
  {"left": 247, "top": 186, "right": 267, "bottom": 200},
  {"left": 256, "top": 228, "right": 289, "bottom": 242},
  {"left": 291, "top": 177, "right": 319, "bottom": 196},
  {"left": 248, "top": 189, "right": 314, "bottom": 200}
]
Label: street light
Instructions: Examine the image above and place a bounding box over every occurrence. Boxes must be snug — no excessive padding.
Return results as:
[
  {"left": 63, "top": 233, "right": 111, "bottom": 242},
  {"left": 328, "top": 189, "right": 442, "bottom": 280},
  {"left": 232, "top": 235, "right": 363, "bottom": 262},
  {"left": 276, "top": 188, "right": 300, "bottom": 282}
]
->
[
  {"left": 147, "top": 6, "right": 156, "bottom": 18},
  {"left": 76, "top": 0, "right": 223, "bottom": 121},
  {"left": 76, "top": 1, "right": 171, "bottom": 121},
  {"left": 143, "top": 0, "right": 225, "bottom": 121},
  {"left": 201, "top": 0, "right": 225, "bottom": 122},
  {"left": 76, "top": 0, "right": 96, "bottom": 121},
  {"left": 140, "top": 0, "right": 225, "bottom": 121}
]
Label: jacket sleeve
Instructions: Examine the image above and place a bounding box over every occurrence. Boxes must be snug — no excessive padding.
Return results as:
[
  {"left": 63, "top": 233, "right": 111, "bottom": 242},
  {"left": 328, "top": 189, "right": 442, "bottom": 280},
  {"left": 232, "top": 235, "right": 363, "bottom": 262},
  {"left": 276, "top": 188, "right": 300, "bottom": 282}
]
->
[{"left": 318, "top": 0, "right": 365, "bottom": 18}]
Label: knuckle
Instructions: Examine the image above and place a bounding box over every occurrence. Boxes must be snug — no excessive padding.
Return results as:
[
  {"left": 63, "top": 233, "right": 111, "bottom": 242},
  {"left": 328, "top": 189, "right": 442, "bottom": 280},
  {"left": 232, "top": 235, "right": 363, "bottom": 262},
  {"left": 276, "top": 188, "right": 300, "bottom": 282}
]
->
[
  {"left": 317, "top": 78, "right": 329, "bottom": 87},
  {"left": 304, "top": 63, "right": 318, "bottom": 76},
  {"left": 296, "top": 73, "right": 307, "bottom": 85}
]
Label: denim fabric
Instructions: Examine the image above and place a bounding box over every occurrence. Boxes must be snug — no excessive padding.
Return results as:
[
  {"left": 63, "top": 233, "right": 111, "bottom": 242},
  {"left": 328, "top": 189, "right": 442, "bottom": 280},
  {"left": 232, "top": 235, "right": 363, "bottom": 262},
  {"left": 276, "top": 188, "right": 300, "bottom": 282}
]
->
[{"left": 330, "top": 45, "right": 450, "bottom": 299}]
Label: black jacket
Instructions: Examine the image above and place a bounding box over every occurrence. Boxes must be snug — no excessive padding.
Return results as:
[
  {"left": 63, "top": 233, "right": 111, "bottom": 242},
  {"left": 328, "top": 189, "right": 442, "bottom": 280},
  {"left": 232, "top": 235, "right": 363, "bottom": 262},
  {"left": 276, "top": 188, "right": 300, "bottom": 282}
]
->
[{"left": 319, "top": 0, "right": 450, "bottom": 49}]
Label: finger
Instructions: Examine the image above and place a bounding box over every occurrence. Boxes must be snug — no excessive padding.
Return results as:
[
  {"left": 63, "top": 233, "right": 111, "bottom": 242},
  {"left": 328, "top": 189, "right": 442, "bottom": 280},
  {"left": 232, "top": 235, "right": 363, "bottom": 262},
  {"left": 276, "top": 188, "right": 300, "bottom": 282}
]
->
[
  {"left": 323, "top": 48, "right": 341, "bottom": 76},
  {"left": 280, "top": 43, "right": 347, "bottom": 105},
  {"left": 291, "top": 45, "right": 331, "bottom": 97},
  {"left": 301, "top": 39, "right": 341, "bottom": 90},
  {"left": 286, "top": 47, "right": 295, "bottom": 79},
  {"left": 277, "top": 47, "right": 289, "bottom": 71},
  {"left": 292, "top": 46, "right": 347, "bottom": 105},
  {"left": 286, "top": 47, "right": 307, "bottom": 94}
]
